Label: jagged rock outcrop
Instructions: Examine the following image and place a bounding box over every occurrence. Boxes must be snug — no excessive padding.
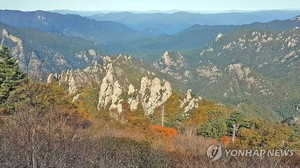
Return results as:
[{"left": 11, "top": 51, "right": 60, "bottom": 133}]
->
[
  {"left": 97, "top": 74, "right": 173, "bottom": 115},
  {"left": 47, "top": 61, "right": 104, "bottom": 94},
  {"left": 229, "top": 63, "right": 251, "bottom": 81},
  {"left": 228, "top": 63, "right": 273, "bottom": 96},
  {"left": 97, "top": 63, "right": 123, "bottom": 114},
  {"left": 196, "top": 61, "right": 274, "bottom": 98},
  {"left": 139, "top": 77, "right": 172, "bottom": 115},
  {"left": 153, "top": 51, "right": 192, "bottom": 81},
  {"left": 197, "top": 65, "right": 222, "bottom": 83},
  {"left": 48, "top": 55, "right": 201, "bottom": 118},
  {"left": 2, "top": 29, "right": 24, "bottom": 59},
  {"left": 180, "top": 89, "right": 202, "bottom": 112}
]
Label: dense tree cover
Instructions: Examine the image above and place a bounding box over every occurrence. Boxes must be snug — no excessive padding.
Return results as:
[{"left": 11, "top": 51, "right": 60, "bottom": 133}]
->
[
  {"left": 197, "top": 117, "right": 227, "bottom": 139},
  {"left": 225, "top": 111, "right": 251, "bottom": 141},
  {"left": 0, "top": 47, "right": 25, "bottom": 105},
  {"left": 238, "top": 119, "right": 292, "bottom": 149},
  {"left": 197, "top": 110, "right": 299, "bottom": 151}
]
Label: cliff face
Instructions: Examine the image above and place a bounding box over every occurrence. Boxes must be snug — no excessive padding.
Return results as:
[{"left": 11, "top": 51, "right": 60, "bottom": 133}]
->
[{"left": 48, "top": 55, "right": 200, "bottom": 119}]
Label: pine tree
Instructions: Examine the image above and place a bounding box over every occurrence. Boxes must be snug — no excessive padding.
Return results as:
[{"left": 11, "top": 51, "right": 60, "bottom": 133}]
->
[
  {"left": 226, "top": 111, "right": 250, "bottom": 142},
  {"left": 0, "top": 47, "right": 25, "bottom": 104}
]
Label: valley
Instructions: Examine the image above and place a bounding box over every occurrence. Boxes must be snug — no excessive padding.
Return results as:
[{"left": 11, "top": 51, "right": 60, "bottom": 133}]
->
[{"left": 1, "top": 9, "right": 300, "bottom": 167}]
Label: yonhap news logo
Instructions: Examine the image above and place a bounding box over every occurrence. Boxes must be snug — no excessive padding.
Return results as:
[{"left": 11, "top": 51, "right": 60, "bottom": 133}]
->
[
  {"left": 206, "top": 143, "right": 295, "bottom": 162},
  {"left": 206, "top": 143, "right": 223, "bottom": 162}
]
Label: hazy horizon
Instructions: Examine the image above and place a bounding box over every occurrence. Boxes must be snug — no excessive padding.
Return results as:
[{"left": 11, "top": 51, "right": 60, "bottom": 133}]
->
[
  {"left": 50, "top": 9, "right": 300, "bottom": 14},
  {"left": 1, "top": 0, "right": 300, "bottom": 13},
  {"left": 1, "top": 9, "right": 300, "bottom": 16}
]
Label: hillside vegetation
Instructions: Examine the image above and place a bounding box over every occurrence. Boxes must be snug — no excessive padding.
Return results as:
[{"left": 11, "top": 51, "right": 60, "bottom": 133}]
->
[
  {"left": 1, "top": 47, "right": 300, "bottom": 167},
  {"left": 1, "top": 10, "right": 300, "bottom": 167}
]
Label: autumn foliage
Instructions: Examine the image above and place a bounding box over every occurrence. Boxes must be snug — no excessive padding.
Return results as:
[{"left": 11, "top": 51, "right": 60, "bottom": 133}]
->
[
  {"left": 219, "top": 136, "right": 232, "bottom": 147},
  {"left": 151, "top": 125, "right": 177, "bottom": 138},
  {"left": 0, "top": 82, "right": 299, "bottom": 167},
  {"left": 185, "top": 99, "right": 231, "bottom": 126}
]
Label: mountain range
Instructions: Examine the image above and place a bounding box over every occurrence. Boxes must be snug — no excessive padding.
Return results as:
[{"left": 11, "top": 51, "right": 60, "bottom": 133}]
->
[
  {"left": 90, "top": 10, "right": 300, "bottom": 34},
  {"left": 0, "top": 10, "right": 149, "bottom": 44},
  {"left": 1, "top": 9, "right": 300, "bottom": 121}
]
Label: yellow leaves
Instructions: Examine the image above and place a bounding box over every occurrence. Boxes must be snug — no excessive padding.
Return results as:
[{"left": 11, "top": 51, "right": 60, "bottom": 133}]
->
[
  {"left": 238, "top": 120, "right": 292, "bottom": 149},
  {"left": 164, "top": 93, "right": 181, "bottom": 117},
  {"left": 239, "top": 127, "right": 261, "bottom": 148},
  {"left": 73, "top": 87, "right": 100, "bottom": 119},
  {"left": 10, "top": 82, "right": 71, "bottom": 111},
  {"left": 185, "top": 99, "right": 231, "bottom": 126}
]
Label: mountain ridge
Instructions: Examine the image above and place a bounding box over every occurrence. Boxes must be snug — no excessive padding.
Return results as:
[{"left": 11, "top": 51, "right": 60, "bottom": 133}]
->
[
  {"left": 0, "top": 10, "right": 150, "bottom": 43},
  {"left": 90, "top": 10, "right": 300, "bottom": 34},
  {"left": 1, "top": 11, "right": 300, "bottom": 120}
]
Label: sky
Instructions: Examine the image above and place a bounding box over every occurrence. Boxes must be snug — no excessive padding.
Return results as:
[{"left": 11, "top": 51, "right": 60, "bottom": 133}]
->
[{"left": 0, "top": 0, "right": 299, "bottom": 12}]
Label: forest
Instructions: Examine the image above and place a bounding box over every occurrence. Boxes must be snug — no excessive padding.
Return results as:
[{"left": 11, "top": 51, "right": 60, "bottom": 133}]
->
[{"left": 1, "top": 46, "right": 300, "bottom": 167}]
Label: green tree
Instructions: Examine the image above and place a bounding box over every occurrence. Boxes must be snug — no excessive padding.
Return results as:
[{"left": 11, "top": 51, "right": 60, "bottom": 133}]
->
[
  {"left": 0, "top": 47, "right": 25, "bottom": 104},
  {"left": 226, "top": 111, "right": 250, "bottom": 141},
  {"left": 197, "top": 117, "right": 227, "bottom": 139}
]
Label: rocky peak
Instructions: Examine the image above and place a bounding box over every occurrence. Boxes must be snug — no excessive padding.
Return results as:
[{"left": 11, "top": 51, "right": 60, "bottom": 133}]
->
[
  {"left": 153, "top": 51, "right": 191, "bottom": 81},
  {"left": 139, "top": 76, "right": 172, "bottom": 115},
  {"left": 180, "top": 89, "right": 202, "bottom": 112},
  {"left": 48, "top": 54, "right": 144, "bottom": 92},
  {"left": 75, "top": 50, "right": 95, "bottom": 63},
  {"left": 47, "top": 54, "right": 203, "bottom": 121},
  {"left": 97, "top": 62, "right": 123, "bottom": 113},
  {"left": 162, "top": 51, "right": 173, "bottom": 66},
  {"left": 102, "top": 55, "right": 113, "bottom": 64},
  {"left": 98, "top": 74, "right": 173, "bottom": 116}
]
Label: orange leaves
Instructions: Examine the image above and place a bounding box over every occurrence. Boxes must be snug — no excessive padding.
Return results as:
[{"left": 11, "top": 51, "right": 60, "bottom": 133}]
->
[
  {"left": 219, "top": 135, "right": 232, "bottom": 147},
  {"left": 151, "top": 125, "right": 177, "bottom": 138}
]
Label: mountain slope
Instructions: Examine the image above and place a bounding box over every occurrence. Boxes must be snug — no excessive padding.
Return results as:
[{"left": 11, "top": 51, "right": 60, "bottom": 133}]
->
[
  {"left": 186, "top": 18, "right": 300, "bottom": 118},
  {"left": 48, "top": 55, "right": 201, "bottom": 123},
  {"left": 0, "top": 10, "right": 148, "bottom": 43},
  {"left": 2, "top": 11, "right": 300, "bottom": 120},
  {"left": 0, "top": 21, "right": 102, "bottom": 80}
]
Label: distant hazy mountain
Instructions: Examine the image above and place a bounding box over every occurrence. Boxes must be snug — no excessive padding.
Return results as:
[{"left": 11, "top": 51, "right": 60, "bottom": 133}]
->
[
  {"left": 0, "top": 10, "right": 148, "bottom": 43},
  {"left": 50, "top": 10, "right": 104, "bottom": 16},
  {"left": 90, "top": 10, "right": 300, "bottom": 34},
  {"left": 99, "top": 25, "right": 237, "bottom": 58}
]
